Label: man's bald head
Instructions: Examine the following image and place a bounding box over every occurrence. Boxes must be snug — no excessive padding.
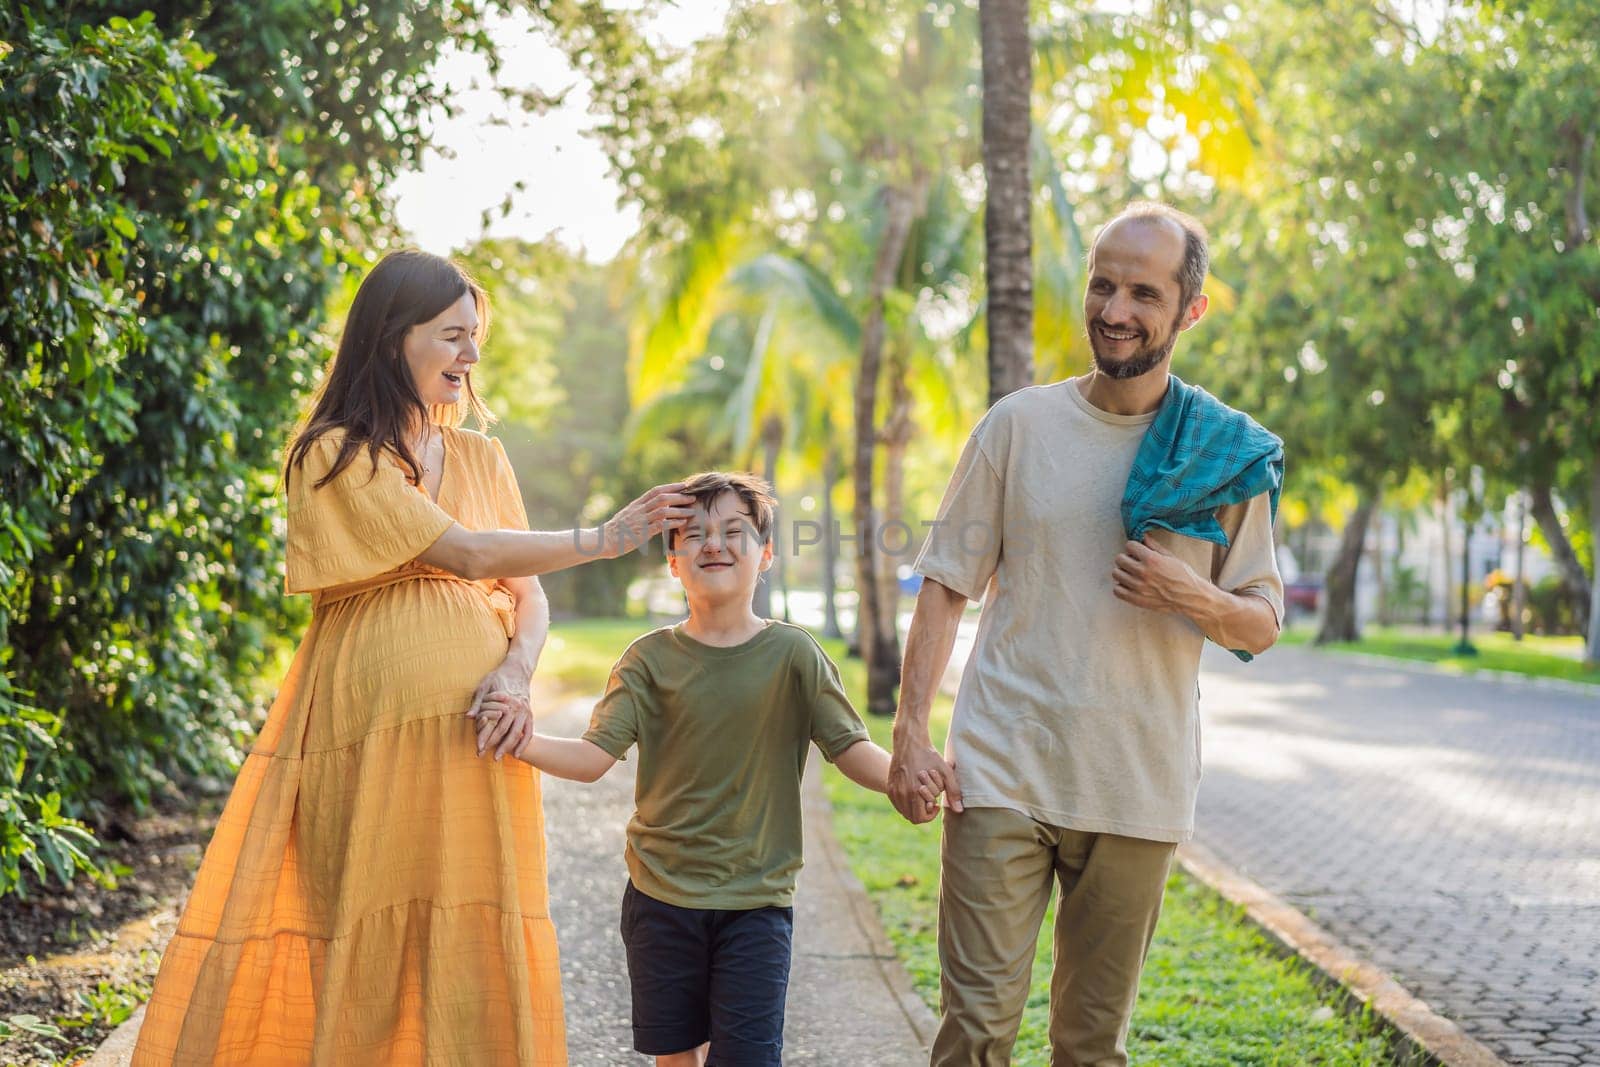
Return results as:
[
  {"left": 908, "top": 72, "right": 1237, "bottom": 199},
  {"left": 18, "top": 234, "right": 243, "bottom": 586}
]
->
[{"left": 1091, "top": 202, "right": 1210, "bottom": 311}]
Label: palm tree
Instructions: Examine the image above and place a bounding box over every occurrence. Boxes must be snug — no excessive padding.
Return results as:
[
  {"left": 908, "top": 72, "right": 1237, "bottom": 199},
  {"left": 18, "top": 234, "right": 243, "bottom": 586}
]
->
[
  {"left": 731, "top": 172, "right": 982, "bottom": 708},
  {"left": 980, "top": 0, "right": 1035, "bottom": 406},
  {"left": 619, "top": 0, "right": 1266, "bottom": 713}
]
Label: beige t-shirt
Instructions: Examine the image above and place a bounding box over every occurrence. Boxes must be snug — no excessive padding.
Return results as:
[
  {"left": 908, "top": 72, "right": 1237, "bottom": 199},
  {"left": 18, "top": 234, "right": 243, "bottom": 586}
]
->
[{"left": 913, "top": 378, "right": 1284, "bottom": 842}]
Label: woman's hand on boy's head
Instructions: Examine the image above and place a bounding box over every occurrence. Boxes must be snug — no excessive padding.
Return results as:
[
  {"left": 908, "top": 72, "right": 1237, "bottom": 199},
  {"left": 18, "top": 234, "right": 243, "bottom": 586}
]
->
[{"left": 602, "top": 484, "right": 697, "bottom": 558}]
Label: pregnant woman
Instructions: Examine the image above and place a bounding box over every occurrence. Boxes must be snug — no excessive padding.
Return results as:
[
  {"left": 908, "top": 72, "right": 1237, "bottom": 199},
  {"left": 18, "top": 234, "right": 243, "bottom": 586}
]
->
[{"left": 133, "top": 250, "right": 692, "bottom": 1065}]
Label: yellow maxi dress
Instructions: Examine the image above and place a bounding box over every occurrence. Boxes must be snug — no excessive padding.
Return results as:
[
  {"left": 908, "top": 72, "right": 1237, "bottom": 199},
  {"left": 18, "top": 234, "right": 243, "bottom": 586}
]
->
[{"left": 133, "top": 426, "right": 567, "bottom": 1066}]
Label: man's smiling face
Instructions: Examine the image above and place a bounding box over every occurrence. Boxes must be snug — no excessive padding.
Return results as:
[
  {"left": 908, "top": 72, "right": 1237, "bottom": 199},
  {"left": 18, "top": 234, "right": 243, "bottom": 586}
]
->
[
  {"left": 1082, "top": 216, "right": 1204, "bottom": 380},
  {"left": 667, "top": 489, "right": 773, "bottom": 603}
]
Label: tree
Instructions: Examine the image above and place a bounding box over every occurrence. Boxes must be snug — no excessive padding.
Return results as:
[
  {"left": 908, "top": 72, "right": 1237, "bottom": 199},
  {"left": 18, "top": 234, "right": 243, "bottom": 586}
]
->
[
  {"left": 0, "top": 0, "right": 581, "bottom": 896},
  {"left": 980, "top": 0, "right": 1035, "bottom": 405},
  {"left": 1441, "top": 1, "right": 1600, "bottom": 661},
  {"left": 1, "top": 11, "right": 264, "bottom": 894},
  {"left": 1200, "top": 0, "right": 1472, "bottom": 643},
  {"left": 574, "top": 0, "right": 981, "bottom": 714},
  {"left": 1210, "top": 1, "right": 1600, "bottom": 653}
]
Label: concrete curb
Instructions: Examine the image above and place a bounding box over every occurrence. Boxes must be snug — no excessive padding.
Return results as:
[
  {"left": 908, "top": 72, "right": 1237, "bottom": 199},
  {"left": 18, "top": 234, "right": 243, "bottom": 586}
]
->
[
  {"left": 81, "top": 1003, "right": 140, "bottom": 1065},
  {"left": 1178, "top": 840, "right": 1508, "bottom": 1067},
  {"left": 803, "top": 773, "right": 941, "bottom": 1049}
]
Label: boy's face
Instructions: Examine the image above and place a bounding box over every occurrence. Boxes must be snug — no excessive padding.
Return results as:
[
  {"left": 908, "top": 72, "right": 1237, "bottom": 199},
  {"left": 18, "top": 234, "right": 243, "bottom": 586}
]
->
[{"left": 667, "top": 490, "right": 773, "bottom": 604}]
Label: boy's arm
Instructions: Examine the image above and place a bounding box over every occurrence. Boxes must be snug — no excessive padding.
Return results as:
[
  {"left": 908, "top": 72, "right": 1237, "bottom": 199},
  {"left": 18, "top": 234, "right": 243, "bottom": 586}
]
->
[
  {"left": 515, "top": 734, "right": 617, "bottom": 783},
  {"left": 535, "top": 641, "right": 645, "bottom": 784},
  {"left": 833, "top": 739, "right": 890, "bottom": 792},
  {"left": 834, "top": 740, "right": 941, "bottom": 815}
]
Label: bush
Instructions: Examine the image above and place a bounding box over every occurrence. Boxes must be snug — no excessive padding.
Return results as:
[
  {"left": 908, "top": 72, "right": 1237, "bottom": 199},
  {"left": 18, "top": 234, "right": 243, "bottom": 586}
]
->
[
  {"left": 0, "top": 1, "right": 523, "bottom": 897},
  {"left": 0, "top": 688, "right": 98, "bottom": 896}
]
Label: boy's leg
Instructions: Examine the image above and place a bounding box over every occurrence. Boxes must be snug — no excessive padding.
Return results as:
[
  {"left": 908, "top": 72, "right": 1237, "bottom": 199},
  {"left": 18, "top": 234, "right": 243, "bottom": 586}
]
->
[
  {"left": 620, "top": 881, "right": 715, "bottom": 1061},
  {"left": 930, "top": 807, "right": 1058, "bottom": 1067},
  {"left": 654, "top": 1046, "right": 707, "bottom": 1067},
  {"left": 1047, "top": 831, "right": 1175, "bottom": 1067},
  {"left": 704, "top": 903, "right": 793, "bottom": 1066}
]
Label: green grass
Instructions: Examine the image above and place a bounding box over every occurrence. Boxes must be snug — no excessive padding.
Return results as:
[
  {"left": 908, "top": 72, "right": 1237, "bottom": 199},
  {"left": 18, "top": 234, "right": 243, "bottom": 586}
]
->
[
  {"left": 1277, "top": 624, "right": 1600, "bottom": 687},
  {"left": 542, "top": 617, "right": 1397, "bottom": 1065},
  {"left": 536, "top": 617, "right": 664, "bottom": 702}
]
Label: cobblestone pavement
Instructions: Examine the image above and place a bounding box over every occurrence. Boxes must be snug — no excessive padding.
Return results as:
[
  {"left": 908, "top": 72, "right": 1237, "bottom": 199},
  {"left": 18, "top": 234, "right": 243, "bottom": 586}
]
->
[
  {"left": 1195, "top": 645, "right": 1600, "bottom": 1066},
  {"left": 542, "top": 699, "right": 928, "bottom": 1066}
]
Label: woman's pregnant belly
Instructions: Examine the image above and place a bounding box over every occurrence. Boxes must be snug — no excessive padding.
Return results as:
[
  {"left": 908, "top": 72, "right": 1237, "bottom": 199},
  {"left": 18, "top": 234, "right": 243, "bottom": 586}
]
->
[{"left": 301, "top": 576, "right": 511, "bottom": 754}]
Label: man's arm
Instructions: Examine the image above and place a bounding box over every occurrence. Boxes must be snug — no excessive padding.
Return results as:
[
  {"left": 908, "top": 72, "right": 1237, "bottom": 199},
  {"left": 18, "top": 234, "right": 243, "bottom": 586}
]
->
[
  {"left": 889, "top": 578, "right": 968, "bottom": 823},
  {"left": 1111, "top": 539, "right": 1280, "bottom": 655}
]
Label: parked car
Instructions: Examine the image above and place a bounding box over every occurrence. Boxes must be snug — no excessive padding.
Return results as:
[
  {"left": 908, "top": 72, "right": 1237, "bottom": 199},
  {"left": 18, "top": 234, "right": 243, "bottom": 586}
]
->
[{"left": 1284, "top": 576, "right": 1322, "bottom": 619}]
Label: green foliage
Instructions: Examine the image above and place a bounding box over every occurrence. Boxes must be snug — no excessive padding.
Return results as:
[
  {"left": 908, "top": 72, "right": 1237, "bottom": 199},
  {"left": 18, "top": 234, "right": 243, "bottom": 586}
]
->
[
  {"left": 1207, "top": 1, "right": 1600, "bottom": 650},
  {"left": 0, "top": 0, "right": 537, "bottom": 898},
  {"left": 1527, "top": 574, "right": 1588, "bottom": 637},
  {"left": 0, "top": 1013, "right": 74, "bottom": 1065},
  {"left": 458, "top": 238, "right": 674, "bottom": 617},
  {"left": 0, "top": 689, "right": 100, "bottom": 898},
  {"left": 0, "top": 7, "right": 262, "bottom": 894},
  {"left": 57, "top": 971, "right": 153, "bottom": 1032}
]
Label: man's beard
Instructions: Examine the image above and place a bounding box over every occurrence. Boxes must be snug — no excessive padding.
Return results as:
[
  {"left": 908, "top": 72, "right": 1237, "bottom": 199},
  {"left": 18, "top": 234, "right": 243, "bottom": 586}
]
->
[{"left": 1087, "top": 317, "right": 1178, "bottom": 380}]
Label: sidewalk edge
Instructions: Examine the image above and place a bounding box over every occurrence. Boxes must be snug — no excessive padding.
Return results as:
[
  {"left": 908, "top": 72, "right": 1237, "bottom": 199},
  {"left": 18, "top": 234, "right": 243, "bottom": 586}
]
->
[
  {"left": 1178, "top": 840, "right": 1507, "bottom": 1067},
  {"left": 803, "top": 773, "right": 940, "bottom": 1049},
  {"left": 81, "top": 1003, "right": 141, "bottom": 1066}
]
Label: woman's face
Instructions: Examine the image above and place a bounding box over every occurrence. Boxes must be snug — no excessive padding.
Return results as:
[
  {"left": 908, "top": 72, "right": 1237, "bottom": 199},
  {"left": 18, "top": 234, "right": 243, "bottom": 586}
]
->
[{"left": 402, "top": 291, "right": 480, "bottom": 407}]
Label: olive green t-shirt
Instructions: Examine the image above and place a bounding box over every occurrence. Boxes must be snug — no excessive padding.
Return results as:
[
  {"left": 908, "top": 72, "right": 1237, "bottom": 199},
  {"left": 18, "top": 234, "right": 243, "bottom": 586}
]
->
[{"left": 582, "top": 619, "right": 871, "bottom": 910}]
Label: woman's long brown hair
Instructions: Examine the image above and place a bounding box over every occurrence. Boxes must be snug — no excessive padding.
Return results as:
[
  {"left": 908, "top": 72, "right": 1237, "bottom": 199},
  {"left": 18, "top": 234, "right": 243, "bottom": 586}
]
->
[{"left": 286, "top": 250, "right": 494, "bottom": 490}]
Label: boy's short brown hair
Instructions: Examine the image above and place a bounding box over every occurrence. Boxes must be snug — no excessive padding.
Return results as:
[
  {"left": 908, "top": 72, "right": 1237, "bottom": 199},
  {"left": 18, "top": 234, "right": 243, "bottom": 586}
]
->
[{"left": 668, "top": 471, "right": 777, "bottom": 548}]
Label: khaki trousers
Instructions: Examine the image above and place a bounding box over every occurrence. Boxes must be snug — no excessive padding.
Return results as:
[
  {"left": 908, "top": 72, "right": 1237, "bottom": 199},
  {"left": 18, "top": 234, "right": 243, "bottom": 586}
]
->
[{"left": 930, "top": 807, "right": 1176, "bottom": 1067}]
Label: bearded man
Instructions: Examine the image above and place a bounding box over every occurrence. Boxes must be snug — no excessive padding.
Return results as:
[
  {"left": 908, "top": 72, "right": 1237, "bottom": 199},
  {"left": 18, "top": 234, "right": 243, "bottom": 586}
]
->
[{"left": 890, "top": 201, "right": 1285, "bottom": 1067}]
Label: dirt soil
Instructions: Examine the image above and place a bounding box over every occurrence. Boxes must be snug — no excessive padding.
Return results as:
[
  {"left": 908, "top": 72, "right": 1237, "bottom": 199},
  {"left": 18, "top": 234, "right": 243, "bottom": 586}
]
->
[{"left": 0, "top": 801, "right": 216, "bottom": 1067}]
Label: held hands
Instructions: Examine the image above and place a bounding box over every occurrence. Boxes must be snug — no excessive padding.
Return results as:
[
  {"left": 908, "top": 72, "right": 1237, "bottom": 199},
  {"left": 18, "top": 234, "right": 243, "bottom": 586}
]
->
[
  {"left": 1111, "top": 537, "right": 1200, "bottom": 614},
  {"left": 467, "top": 660, "right": 535, "bottom": 761},
  {"left": 600, "top": 484, "right": 697, "bottom": 559},
  {"left": 888, "top": 742, "right": 963, "bottom": 825}
]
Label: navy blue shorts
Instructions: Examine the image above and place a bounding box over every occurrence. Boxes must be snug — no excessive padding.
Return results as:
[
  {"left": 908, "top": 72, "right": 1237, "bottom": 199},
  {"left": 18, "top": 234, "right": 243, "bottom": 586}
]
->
[{"left": 620, "top": 881, "right": 794, "bottom": 1065}]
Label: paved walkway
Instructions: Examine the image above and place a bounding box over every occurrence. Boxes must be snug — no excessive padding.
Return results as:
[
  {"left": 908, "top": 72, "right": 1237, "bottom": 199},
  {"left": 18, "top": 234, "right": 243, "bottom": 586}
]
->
[
  {"left": 1194, "top": 645, "right": 1600, "bottom": 1066},
  {"left": 542, "top": 698, "right": 931, "bottom": 1065}
]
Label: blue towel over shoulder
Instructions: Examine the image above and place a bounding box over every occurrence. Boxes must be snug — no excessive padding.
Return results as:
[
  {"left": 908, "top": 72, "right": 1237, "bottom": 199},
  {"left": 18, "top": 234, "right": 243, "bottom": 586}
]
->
[{"left": 1122, "top": 374, "right": 1284, "bottom": 661}]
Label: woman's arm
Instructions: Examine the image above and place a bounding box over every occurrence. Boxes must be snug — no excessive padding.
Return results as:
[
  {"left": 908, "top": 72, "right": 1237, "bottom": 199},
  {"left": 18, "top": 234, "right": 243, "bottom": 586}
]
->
[
  {"left": 469, "top": 576, "right": 548, "bottom": 759},
  {"left": 500, "top": 575, "right": 549, "bottom": 679},
  {"left": 419, "top": 483, "right": 696, "bottom": 580}
]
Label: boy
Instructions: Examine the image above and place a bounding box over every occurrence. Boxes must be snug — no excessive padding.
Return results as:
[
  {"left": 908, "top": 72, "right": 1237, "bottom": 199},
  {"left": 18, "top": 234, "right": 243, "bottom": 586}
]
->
[{"left": 494, "top": 472, "right": 912, "bottom": 1067}]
